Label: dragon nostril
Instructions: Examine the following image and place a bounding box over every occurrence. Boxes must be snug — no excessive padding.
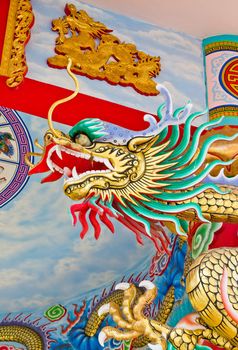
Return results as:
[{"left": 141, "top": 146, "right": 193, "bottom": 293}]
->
[{"left": 44, "top": 133, "right": 53, "bottom": 145}]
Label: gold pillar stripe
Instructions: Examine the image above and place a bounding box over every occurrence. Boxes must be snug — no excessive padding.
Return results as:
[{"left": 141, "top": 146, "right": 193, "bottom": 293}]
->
[
  {"left": 0, "top": 0, "right": 18, "bottom": 75},
  {"left": 0, "top": 0, "right": 34, "bottom": 87}
]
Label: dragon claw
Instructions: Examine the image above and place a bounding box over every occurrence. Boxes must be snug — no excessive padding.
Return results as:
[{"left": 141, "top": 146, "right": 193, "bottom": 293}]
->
[
  {"left": 139, "top": 280, "right": 155, "bottom": 290},
  {"left": 115, "top": 282, "right": 130, "bottom": 291},
  {"left": 98, "top": 331, "right": 107, "bottom": 347},
  {"left": 148, "top": 343, "right": 163, "bottom": 350},
  {"left": 98, "top": 303, "right": 110, "bottom": 317}
]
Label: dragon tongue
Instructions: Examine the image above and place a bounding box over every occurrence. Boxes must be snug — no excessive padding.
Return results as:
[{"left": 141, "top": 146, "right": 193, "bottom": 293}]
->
[
  {"left": 28, "top": 144, "right": 55, "bottom": 175},
  {"left": 28, "top": 160, "right": 50, "bottom": 175},
  {"left": 41, "top": 171, "right": 63, "bottom": 183}
]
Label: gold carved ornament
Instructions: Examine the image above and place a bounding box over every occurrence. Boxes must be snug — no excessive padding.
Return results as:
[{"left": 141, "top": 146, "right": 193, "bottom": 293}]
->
[
  {"left": 0, "top": 0, "right": 34, "bottom": 87},
  {"left": 47, "top": 3, "right": 161, "bottom": 95}
]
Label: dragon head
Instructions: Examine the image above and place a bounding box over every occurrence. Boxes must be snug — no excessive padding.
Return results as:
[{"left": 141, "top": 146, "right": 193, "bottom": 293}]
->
[
  {"left": 26, "top": 59, "right": 238, "bottom": 248},
  {"left": 26, "top": 118, "right": 165, "bottom": 204}
]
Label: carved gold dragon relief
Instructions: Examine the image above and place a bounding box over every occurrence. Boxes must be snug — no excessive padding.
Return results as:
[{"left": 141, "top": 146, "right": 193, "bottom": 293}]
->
[{"left": 47, "top": 3, "right": 161, "bottom": 95}]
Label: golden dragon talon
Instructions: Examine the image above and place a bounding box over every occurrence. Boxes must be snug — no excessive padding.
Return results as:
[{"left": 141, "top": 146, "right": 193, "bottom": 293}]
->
[
  {"left": 99, "top": 327, "right": 141, "bottom": 346},
  {"left": 109, "top": 301, "right": 133, "bottom": 330},
  {"left": 133, "top": 280, "right": 157, "bottom": 321},
  {"left": 99, "top": 281, "right": 168, "bottom": 346},
  {"left": 100, "top": 248, "right": 238, "bottom": 350},
  {"left": 148, "top": 340, "right": 167, "bottom": 350},
  {"left": 121, "top": 284, "right": 138, "bottom": 323}
]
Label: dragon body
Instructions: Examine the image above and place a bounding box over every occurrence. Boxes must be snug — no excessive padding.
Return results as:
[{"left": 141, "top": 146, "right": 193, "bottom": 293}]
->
[
  {"left": 26, "top": 76, "right": 238, "bottom": 248},
  {"left": 25, "top": 62, "right": 238, "bottom": 349},
  {"left": 0, "top": 315, "right": 55, "bottom": 350},
  {"left": 98, "top": 247, "right": 238, "bottom": 350},
  {"left": 0, "top": 325, "right": 44, "bottom": 349}
]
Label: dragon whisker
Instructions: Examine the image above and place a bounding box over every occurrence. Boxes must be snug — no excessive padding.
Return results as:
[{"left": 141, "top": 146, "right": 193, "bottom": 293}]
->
[
  {"left": 48, "top": 57, "right": 80, "bottom": 138},
  {"left": 34, "top": 138, "right": 44, "bottom": 151},
  {"left": 24, "top": 151, "right": 43, "bottom": 168}
]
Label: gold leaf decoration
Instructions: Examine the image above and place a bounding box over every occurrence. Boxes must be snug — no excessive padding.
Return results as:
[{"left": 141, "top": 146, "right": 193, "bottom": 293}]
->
[
  {"left": 47, "top": 3, "right": 161, "bottom": 95},
  {"left": 1, "top": 0, "right": 34, "bottom": 87}
]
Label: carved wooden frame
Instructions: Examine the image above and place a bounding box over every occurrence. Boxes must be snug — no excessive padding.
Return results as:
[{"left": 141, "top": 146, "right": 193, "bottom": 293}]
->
[{"left": 0, "top": 0, "right": 34, "bottom": 87}]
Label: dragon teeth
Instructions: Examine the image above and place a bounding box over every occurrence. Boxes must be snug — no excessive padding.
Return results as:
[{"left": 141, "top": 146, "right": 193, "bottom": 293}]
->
[
  {"left": 93, "top": 156, "right": 114, "bottom": 170},
  {"left": 80, "top": 153, "right": 90, "bottom": 159},
  {"left": 53, "top": 164, "right": 63, "bottom": 174},
  {"left": 47, "top": 144, "right": 115, "bottom": 181},
  {"left": 56, "top": 145, "right": 62, "bottom": 160},
  {"left": 93, "top": 156, "right": 104, "bottom": 163},
  {"left": 72, "top": 166, "right": 79, "bottom": 179},
  {"left": 104, "top": 159, "right": 114, "bottom": 170},
  {"left": 47, "top": 158, "right": 54, "bottom": 172}
]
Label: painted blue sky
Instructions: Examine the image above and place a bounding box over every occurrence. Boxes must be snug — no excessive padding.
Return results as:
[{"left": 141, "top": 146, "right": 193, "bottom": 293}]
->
[
  {"left": 0, "top": 113, "right": 155, "bottom": 313},
  {"left": 0, "top": 1, "right": 208, "bottom": 313}
]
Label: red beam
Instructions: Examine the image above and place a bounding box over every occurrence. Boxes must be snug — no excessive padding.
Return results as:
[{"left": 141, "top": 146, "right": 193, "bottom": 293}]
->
[{"left": 0, "top": 76, "right": 151, "bottom": 128}]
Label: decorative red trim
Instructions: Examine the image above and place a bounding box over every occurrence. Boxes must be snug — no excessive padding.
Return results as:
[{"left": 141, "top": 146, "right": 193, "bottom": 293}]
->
[
  {"left": 0, "top": 0, "right": 10, "bottom": 60},
  {"left": 209, "top": 223, "right": 238, "bottom": 248},
  {"left": 0, "top": 76, "right": 152, "bottom": 128}
]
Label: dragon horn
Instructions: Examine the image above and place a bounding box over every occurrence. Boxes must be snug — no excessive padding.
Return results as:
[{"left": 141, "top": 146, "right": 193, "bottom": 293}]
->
[{"left": 156, "top": 84, "right": 173, "bottom": 118}]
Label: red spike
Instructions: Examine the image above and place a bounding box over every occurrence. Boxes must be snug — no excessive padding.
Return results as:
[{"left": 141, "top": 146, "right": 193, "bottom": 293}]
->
[
  {"left": 32, "top": 317, "right": 42, "bottom": 325},
  {"left": 99, "top": 213, "right": 115, "bottom": 233},
  {"left": 14, "top": 313, "right": 23, "bottom": 321},
  {"left": 70, "top": 203, "right": 83, "bottom": 226},
  {"left": 110, "top": 282, "right": 116, "bottom": 291},
  {"left": 3, "top": 313, "right": 11, "bottom": 322},
  {"left": 61, "top": 301, "right": 86, "bottom": 335},
  {"left": 23, "top": 314, "right": 32, "bottom": 322},
  {"left": 128, "top": 274, "right": 134, "bottom": 283},
  {"left": 89, "top": 210, "right": 101, "bottom": 239},
  {"left": 79, "top": 206, "right": 90, "bottom": 239},
  {"left": 135, "top": 272, "right": 142, "bottom": 282},
  {"left": 102, "top": 288, "right": 107, "bottom": 298}
]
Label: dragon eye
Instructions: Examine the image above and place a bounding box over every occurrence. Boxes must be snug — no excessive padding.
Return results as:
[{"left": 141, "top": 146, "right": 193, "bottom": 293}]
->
[{"left": 74, "top": 133, "right": 92, "bottom": 147}]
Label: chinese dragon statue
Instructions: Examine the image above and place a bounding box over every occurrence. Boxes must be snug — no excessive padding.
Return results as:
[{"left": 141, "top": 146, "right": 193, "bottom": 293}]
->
[{"left": 25, "top": 60, "right": 238, "bottom": 350}]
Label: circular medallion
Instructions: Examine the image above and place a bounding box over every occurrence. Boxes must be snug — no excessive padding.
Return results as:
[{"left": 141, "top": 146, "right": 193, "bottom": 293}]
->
[
  {"left": 0, "top": 107, "right": 33, "bottom": 207},
  {"left": 219, "top": 56, "right": 238, "bottom": 99}
]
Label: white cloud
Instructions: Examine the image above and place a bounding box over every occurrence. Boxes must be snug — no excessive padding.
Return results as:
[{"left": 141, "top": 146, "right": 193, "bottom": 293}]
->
[
  {"left": 54, "top": 256, "right": 82, "bottom": 274},
  {"left": 32, "top": 0, "right": 114, "bottom": 23},
  {"left": 83, "top": 270, "right": 116, "bottom": 289},
  {"left": 0, "top": 268, "right": 34, "bottom": 288},
  {"left": 2, "top": 294, "right": 56, "bottom": 311},
  {"left": 135, "top": 28, "right": 201, "bottom": 56}
]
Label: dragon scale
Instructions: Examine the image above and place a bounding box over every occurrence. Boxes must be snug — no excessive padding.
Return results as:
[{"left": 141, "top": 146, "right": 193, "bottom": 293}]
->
[
  {"left": 25, "top": 62, "right": 238, "bottom": 245},
  {"left": 0, "top": 325, "right": 44, "bottom": 349},
  {"left": 159, "top": 185, "right": 238, "bottom": 223}
]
